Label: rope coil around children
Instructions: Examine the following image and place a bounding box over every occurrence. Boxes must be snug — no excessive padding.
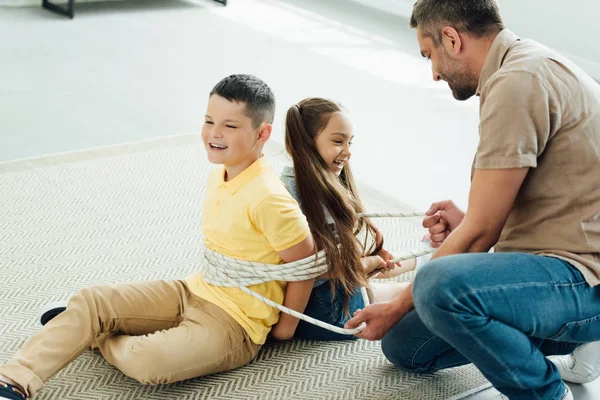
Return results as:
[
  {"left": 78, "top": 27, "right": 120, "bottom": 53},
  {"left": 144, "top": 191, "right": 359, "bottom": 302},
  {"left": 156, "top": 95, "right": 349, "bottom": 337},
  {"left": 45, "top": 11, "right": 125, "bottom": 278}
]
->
[{"left": 199, "top": 211, "right": 434, "bottom": 336}]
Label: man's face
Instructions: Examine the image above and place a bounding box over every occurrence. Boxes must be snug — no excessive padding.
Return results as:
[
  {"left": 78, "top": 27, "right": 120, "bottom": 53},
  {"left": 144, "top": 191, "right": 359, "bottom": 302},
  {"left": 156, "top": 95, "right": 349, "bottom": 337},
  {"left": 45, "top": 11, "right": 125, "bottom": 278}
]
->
[{"left": 417, "top": 28, "right": 479, "bottom": 101}]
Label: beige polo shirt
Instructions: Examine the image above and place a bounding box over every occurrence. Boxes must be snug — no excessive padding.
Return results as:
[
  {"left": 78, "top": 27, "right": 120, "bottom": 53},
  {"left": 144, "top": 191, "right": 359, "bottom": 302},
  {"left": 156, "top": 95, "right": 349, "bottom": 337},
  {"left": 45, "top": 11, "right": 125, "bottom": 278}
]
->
[{"left": 475, "top": 29, "right": 600, "bottom": 286}]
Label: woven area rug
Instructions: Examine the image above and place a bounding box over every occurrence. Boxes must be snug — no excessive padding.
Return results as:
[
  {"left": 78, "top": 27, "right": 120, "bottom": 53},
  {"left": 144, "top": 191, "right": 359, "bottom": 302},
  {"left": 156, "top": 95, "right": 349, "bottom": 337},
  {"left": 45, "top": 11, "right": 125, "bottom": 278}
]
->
[{"left": 0, "top": 134, "right": 491, "bottom": 400}]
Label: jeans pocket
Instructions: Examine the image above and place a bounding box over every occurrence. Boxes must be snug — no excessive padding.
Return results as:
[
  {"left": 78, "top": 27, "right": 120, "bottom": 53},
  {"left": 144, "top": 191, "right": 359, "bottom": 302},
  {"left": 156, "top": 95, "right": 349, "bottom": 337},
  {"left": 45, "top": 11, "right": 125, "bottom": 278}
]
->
[
  {"left": 549, "top": 313, "right": 600, "bottom": 342},
  {"left": 315, "top": 286, "right": 343, "bottom": 322}
]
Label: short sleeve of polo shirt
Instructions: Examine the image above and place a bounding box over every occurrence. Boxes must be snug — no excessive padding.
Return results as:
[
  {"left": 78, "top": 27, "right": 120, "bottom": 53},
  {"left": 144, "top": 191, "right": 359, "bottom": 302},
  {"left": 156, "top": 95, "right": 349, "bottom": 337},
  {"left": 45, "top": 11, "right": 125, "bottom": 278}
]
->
[
  {"left": 252, "top": 194, "right": 310, "bottom": 252},
  {"left": 476, "top": 71, "right": 554, "bottom": 169}
]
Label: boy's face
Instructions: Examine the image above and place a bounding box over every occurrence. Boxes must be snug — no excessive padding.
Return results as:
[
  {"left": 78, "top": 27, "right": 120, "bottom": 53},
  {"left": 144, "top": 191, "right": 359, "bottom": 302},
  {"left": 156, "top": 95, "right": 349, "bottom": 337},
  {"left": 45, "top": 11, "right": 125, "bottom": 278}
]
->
[{"left": 202, "top": 94, "right": 264, "bottom": 172}]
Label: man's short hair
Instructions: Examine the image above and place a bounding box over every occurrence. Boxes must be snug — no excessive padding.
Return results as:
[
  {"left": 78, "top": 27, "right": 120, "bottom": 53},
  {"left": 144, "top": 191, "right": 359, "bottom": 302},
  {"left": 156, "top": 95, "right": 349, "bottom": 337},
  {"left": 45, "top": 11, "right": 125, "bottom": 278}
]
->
[{"left": 410, "top": 0, "right": 504, "bottom": 47}]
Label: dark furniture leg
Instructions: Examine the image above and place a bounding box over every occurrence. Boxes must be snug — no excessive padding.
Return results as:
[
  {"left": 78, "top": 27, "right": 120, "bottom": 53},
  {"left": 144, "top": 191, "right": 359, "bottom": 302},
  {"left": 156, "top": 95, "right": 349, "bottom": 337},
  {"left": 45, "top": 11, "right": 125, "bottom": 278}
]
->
[{"left": 42, "top": 0, "right": 75, "bottom": 18}]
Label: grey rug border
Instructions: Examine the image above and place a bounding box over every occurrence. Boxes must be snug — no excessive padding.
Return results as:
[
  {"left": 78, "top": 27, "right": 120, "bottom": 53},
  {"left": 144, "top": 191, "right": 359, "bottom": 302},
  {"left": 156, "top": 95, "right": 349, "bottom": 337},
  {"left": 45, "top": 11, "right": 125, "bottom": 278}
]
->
[
  {"left": 0, "top": 133, "right": 203, "bottom": 172},
  {"left": 0, "top": 132, "right": 416, "bottom": 212}
]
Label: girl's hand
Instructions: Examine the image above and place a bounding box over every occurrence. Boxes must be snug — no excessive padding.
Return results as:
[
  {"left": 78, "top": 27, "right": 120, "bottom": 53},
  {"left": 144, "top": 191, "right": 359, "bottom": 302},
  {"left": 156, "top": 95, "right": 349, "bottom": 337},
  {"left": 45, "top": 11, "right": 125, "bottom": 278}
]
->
[
  {"left": 378, "top": 248, "right": 402, "bottom": 268},
  {"left": 362, "top": 255, "right": 394, "bottom": 277}
]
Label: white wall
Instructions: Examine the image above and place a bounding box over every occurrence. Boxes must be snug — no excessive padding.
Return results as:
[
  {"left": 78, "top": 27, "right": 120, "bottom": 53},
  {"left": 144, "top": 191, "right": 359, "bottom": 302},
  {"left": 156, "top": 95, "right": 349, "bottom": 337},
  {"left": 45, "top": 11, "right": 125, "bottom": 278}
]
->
[
  {"left": 500, "top": 0, "right": 600, "bottom": 80},
  {"left": 350, "top": 0, "right": 600, "bottom": 81},
  {"left": 349, "top": 0, "right": 414, "bottom": 17}
]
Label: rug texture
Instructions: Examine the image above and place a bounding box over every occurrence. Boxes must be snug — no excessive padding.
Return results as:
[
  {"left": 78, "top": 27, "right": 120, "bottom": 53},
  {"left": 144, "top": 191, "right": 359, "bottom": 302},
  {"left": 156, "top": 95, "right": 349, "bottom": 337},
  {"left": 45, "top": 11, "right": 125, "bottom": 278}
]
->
[{"left": 0, "top": 134, "right": 491, "bottom": 399}]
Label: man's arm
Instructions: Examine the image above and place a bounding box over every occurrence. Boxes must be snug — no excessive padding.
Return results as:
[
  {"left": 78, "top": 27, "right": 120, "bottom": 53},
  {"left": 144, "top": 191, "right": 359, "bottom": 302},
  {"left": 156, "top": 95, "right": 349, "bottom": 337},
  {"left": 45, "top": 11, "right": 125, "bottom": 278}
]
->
[
  {"left": 390, "top": 167, "right": 530, "bottom": 311},
  {"left": 346, "top": 167, "right": 529, "bottom": 340},
  {"left": 431, "top": 167, "right": 529, "bottom": 258}
]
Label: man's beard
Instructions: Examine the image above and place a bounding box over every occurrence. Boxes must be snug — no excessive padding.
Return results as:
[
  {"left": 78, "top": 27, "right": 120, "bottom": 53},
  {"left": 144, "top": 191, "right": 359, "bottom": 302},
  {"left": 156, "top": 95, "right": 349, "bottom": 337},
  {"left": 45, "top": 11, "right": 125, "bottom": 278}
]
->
[
  {"left": 439, "top": 51, "right": 478, "bottom": 101},
  {"left": 449, "top": 80, "right": 477, "bottom": 101}
]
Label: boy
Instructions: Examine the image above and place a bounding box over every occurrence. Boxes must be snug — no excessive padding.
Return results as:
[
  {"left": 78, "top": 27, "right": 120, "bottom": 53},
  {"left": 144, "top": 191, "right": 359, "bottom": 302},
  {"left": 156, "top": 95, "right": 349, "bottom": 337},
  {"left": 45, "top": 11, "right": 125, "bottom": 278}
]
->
[{"left": 0, "top": 74, "right": 315, "bottom": 399}]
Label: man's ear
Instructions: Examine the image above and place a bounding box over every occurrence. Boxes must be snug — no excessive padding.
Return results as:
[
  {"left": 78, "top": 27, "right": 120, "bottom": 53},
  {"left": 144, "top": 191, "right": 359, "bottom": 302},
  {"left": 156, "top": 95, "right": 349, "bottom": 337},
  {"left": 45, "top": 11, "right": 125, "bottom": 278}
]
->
[
  {"left": 257, "top": 123, "right": 272, "bottom": 143},
  {"left": 441, "top": 26, "right": 462, "bottom": 56}
]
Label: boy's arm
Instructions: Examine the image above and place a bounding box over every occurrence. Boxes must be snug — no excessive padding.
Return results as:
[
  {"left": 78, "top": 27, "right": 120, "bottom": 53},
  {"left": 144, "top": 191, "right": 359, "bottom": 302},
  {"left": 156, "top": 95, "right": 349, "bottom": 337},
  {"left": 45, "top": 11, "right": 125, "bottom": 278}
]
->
[{"left": 270, "top": 236, "right": 316, "bottom": 341}]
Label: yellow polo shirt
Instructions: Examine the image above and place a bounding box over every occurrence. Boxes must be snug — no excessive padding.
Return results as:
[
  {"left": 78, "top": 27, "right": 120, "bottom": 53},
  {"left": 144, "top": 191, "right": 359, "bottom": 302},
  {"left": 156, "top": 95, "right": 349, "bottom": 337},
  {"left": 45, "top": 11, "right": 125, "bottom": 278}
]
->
[{"left": 186, "top": 157, "right": 310, "bottom": 344}]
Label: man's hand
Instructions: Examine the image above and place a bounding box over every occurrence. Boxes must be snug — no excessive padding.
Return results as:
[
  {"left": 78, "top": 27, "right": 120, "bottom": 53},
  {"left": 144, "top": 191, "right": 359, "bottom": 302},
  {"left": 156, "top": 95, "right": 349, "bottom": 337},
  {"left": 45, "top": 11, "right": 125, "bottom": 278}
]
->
[
  {"left": 426, "top": 169, "right": 529, "bottom": 258},
  {"left": 344, "top": 301, "right": 409, "bottom": 340},
  {"left": 422, "top": 200, "right": 465, "bottom": 247},
  {"left": 345, "top": 284, "right": 414, "bottom": 340}
]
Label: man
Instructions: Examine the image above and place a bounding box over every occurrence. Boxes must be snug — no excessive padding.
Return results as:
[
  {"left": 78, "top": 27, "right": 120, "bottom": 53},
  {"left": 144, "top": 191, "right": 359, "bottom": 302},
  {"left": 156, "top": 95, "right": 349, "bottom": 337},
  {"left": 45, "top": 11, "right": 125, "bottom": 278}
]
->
[{"left": 345, "top": 1, "right": 600, "bottom": 398}]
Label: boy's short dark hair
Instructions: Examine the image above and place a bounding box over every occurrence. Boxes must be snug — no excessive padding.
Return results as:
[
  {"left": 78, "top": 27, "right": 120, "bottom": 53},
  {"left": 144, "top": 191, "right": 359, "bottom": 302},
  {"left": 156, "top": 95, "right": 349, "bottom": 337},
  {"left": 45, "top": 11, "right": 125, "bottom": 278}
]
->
[
  {"left": 210, "top": 74, "right": 276, "bottom": 128},
  {"left": 410, "top": 0, "right": 504, "bottom": 47}
]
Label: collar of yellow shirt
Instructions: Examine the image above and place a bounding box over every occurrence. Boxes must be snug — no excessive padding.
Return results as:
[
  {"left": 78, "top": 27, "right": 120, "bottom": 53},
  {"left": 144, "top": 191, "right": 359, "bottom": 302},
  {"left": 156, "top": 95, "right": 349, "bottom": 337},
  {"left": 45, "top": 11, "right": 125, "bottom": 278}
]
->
[{"left": 216, "top": 156, "right": 270, "bottom": 195}]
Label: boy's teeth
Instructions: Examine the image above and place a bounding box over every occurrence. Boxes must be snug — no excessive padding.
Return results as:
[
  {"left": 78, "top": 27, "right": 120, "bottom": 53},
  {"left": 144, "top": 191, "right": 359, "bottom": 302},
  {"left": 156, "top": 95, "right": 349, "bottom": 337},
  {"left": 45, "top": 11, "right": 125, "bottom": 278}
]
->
[{"left": 211, "top": 144, "right": 227, "bottom": 149}]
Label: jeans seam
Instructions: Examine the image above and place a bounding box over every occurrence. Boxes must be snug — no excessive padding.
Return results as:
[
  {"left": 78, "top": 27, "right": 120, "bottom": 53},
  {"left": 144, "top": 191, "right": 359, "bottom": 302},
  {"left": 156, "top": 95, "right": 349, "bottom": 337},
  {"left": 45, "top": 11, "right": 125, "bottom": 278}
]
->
[
  {"left": 316, "top": 288, "right": 339, "bottom": 321},
  {"left": 417, "top": 360, "right": 468, "bottom": 373},
  {"left": 410, "top": 335, "right": 439, "bottom": 368}
]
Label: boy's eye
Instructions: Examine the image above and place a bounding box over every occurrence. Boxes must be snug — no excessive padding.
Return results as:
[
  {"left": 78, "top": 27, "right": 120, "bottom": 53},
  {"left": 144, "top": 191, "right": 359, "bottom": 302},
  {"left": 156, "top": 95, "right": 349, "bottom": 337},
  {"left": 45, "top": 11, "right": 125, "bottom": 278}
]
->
[
  {"left": 205, "top": 121, "right": 214, "bottom": 125},
  {"left": 333, "top": 140, "right": 343, "bottom": 145},
  {"left": 226, "top": 125, "right": 237, "bottom": 129}
]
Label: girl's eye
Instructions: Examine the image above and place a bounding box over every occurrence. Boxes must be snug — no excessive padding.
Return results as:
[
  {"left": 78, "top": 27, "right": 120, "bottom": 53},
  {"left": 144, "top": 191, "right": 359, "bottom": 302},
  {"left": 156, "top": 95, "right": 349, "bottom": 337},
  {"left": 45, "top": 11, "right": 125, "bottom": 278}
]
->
[
  {"left": 226, "top": 125, "right": 237, "bottom": 129},
  {"left": 205, "top": 121, "right": 214, "bottom": 125},
  {"left": 333, "top": 140, "right": 343, "bottom": 145}
]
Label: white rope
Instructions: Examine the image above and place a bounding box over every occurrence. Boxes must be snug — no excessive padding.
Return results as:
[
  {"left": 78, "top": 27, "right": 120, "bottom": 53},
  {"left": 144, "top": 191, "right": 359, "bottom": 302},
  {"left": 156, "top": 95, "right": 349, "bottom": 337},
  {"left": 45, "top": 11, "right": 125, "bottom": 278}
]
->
[
  {"left": 200, "top": 211, "right": 434, "bottom": 335},
  {"left": 358, "top": 211, "right": 426, "bottom": 218}
]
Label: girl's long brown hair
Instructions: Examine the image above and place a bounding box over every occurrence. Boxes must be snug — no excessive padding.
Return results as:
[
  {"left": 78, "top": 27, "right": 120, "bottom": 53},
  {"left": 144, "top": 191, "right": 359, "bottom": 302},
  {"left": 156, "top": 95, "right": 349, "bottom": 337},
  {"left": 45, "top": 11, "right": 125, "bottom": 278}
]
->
[{"left": 285, "top": 98, "right": 383, "bottom": 307}]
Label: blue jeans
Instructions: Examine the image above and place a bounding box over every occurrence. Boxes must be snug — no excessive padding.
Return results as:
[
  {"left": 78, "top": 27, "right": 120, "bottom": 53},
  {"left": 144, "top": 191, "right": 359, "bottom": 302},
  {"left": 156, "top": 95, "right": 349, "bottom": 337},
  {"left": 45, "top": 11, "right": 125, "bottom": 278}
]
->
[
  {"left": 381, "top": 252, "right": 600, "bottom": 400},
  {"left": 294, "top": 281, "right": 364, "bottom": 341}
]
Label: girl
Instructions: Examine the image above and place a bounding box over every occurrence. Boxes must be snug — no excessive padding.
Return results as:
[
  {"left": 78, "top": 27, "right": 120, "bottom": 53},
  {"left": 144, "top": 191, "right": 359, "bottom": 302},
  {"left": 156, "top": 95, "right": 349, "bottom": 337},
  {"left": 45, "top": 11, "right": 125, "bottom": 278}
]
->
[{"left": 279, "top": 97, "right": 415, "bottom": 341}]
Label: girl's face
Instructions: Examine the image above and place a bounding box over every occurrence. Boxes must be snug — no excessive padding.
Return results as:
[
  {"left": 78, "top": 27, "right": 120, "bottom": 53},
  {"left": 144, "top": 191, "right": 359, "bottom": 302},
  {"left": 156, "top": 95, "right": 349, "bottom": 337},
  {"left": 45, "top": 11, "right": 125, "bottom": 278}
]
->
[{"left": 314, "top": 112, "right": 354, "bottom": 176}]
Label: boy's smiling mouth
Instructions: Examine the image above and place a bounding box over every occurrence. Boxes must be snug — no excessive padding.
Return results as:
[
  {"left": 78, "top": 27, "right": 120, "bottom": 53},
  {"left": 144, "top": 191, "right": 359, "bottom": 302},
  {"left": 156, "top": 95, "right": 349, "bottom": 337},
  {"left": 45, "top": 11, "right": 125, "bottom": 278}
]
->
[{"left": 210, "top": 143, "right": 228, "bottom": 150}]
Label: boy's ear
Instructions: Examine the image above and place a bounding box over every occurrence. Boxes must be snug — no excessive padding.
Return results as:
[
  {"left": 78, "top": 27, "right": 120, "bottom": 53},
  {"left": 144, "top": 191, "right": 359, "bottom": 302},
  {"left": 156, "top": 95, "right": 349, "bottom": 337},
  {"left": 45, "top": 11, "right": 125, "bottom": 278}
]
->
[{"left": 257, "top": 123, "right": 272, "bottom": 143}]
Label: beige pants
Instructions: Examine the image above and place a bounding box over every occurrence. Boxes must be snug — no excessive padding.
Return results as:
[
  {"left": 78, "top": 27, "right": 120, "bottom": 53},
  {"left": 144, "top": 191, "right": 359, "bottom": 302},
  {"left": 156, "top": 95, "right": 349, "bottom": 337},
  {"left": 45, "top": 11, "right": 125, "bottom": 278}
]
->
[{"left": 0, "top": 280, "right": 260, "bottom": 397}]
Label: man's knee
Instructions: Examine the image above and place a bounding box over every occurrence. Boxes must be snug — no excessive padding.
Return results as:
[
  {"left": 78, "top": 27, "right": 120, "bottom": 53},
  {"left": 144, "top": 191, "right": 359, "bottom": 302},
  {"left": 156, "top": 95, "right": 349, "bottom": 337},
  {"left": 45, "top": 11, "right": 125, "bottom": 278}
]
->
[
  {"left": 413, "top": 258, "right": 454, "bottom": 311},
  {"left": 413, "top": 256, "right": 480, "bottom": 330}
]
